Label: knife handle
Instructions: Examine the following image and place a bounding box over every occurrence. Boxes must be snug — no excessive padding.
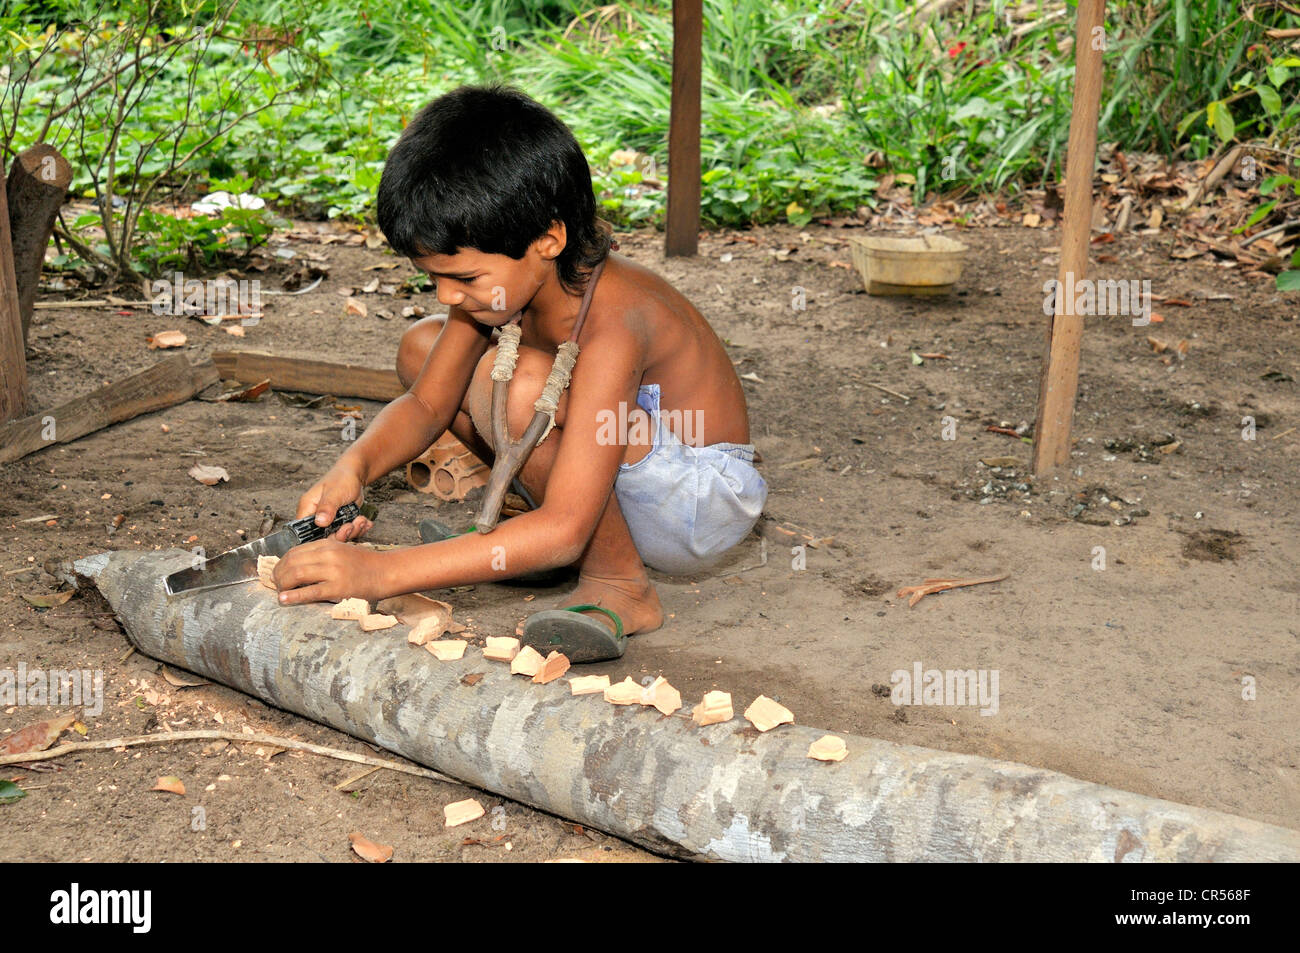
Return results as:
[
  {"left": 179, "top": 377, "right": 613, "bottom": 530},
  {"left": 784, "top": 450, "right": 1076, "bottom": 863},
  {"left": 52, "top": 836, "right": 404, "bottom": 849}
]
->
[{"left": 287, "top": 503, "right": 361, "bottom": 545}]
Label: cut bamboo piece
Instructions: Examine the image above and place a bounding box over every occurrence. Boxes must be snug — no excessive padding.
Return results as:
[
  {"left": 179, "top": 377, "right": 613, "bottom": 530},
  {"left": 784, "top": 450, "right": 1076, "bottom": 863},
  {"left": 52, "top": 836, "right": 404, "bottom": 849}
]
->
[
  {"left": 532, "top": 651, "right": 570, "bottom": 685},
  {"left": 426, "top": 639, "right": 468, "bottom": 661},
  {"left": 257, "top": 555, "right": 278, "bottom": 590},
  {"left": 744, "top": 695, "right": 794, "bottom": 732},
  {"left": 692, "top": 691, "right": 733, "bottom": 726},
  {"left": 604, "top": 676, "right": 642, "bottom": 705},
  {"left": 510, "top": 645, "right": 545, "bottom": 677},
  {"left": 360, "top": 613, "right": 398, "bottom": 632},
  {"left": 642, "top": 677, "right": 682, "bottom": 716},
  {"left": 808, "top": 735, "right": 848, "bottom": 762},
  {"left": 330, "top": 598, "right": 370, "bottom": 621},
  {"left": 483, "top": 636, "right": 520, "bottom": 661},
  {"left": 443, "top": 798, "right": 485, "bottom": 827},
  {"left": 569, "top": 674, "right": 610, "bottom": 696}
]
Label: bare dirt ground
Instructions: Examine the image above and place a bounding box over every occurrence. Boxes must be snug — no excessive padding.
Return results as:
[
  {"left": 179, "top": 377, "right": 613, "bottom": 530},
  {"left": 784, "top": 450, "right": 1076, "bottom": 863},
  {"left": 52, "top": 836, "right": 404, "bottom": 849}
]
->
[{"left": 2, "top": 217, "right": 1297, "bottom": 862}]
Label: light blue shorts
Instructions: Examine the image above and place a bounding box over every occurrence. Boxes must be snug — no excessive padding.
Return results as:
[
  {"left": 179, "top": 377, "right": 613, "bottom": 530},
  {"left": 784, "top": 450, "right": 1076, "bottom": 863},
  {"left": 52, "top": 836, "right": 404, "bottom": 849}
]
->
[{"left": 614, "top": 383, "right": 767, "bottom": 575}]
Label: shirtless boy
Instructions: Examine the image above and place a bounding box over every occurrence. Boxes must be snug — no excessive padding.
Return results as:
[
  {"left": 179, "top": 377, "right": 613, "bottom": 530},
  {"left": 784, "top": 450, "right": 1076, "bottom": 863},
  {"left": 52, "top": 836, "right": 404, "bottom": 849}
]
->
[{"left": 273, "top": 84, "right": 766, "bottom": 662}]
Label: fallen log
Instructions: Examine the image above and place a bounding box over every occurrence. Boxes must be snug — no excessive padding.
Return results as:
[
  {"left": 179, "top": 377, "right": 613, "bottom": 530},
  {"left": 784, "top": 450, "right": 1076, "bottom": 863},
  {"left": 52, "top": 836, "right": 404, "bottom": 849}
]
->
[
  {"left": 7, "top": 144, "right": 73, "bottom": 341},
  {"left": 212, "top": 350, "right": 404, "bottom": 402},
  {"left": 69, "top": 548, "right": 1300, "bottom": 863},
  {"left": 0, "top": 355, "right": 219, "bottom": 465}
]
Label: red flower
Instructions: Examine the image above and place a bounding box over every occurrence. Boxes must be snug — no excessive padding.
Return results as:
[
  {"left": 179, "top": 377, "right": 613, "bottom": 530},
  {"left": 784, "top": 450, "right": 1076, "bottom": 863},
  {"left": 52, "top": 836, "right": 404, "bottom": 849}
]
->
[{"left": 947, "top": 41, "right": 968, "bottom": 59}]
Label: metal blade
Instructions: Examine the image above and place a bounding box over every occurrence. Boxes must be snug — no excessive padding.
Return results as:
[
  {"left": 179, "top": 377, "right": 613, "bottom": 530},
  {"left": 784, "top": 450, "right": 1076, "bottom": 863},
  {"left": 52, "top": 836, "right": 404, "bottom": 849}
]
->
[{"left": 163, "top": 527, "right": 298, "bottom": 596}]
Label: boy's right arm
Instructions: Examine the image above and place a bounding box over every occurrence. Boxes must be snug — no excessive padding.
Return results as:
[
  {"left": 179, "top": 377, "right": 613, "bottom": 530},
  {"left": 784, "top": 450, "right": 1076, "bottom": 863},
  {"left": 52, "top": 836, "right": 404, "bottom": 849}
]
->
[{"left": 298, "top": 307, "right": 493, "bottom": 531}]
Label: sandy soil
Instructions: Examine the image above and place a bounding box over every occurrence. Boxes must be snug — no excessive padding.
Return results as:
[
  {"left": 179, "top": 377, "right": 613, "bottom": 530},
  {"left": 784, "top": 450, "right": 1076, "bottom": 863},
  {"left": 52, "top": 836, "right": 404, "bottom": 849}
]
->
[{"left": 2, "top": 217, "right": 1297, "bottom": 862}]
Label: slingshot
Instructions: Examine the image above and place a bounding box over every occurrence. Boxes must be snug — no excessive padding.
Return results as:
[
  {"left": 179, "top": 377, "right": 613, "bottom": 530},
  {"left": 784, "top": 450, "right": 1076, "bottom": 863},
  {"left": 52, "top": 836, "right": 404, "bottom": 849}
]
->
[{"left": 476, "top": 257, "right": 607, "bottom": 532}]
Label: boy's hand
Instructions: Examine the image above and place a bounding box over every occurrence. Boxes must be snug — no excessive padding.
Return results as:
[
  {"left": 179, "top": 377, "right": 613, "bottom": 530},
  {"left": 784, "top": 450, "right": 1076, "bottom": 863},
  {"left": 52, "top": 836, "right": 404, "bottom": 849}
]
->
[
  {"left": 297, "top": 465, "right": 372, "bottom": 542},
  {"left": 273, "top": 539, "right": 385, "bottom": 605}
]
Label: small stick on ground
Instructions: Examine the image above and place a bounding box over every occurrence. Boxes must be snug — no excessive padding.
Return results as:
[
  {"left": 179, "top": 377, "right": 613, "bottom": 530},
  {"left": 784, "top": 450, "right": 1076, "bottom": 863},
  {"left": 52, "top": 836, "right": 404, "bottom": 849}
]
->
[
  {"left": 865, "top": 382, "right": 911, "bottom": 401},
  {"left": 896, "top": 573, "right": 1009, "bottom": 608},
  {"left": 0, "top": 729, "right": 457, "bottom": 785}
]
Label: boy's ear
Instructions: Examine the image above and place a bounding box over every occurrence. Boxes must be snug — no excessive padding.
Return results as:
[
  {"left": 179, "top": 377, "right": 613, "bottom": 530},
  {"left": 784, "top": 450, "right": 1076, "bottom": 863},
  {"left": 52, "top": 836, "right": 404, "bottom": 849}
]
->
[{"left": 534, "top": 221, "right": 567, "bottom": 261}]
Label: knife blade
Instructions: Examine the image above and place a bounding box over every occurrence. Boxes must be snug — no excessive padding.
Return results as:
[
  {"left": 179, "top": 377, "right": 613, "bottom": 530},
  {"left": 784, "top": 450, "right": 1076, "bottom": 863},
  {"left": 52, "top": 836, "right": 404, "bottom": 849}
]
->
[{"left": 164, "top": 503, "right": 361, "bottom": 596}]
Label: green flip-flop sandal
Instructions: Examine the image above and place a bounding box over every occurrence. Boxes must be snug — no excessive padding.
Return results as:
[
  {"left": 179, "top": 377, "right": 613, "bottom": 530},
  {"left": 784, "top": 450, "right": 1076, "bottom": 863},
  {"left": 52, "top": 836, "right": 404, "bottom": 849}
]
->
[{"left": 521, "top": 603, "right": 626, "bottom": 664}]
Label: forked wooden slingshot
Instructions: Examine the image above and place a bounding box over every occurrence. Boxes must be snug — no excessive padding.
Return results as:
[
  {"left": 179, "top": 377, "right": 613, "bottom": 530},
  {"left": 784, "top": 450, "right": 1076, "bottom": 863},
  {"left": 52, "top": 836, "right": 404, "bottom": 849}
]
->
[{"left": 476, "top": 257, "right": 607, "bottom": 532}]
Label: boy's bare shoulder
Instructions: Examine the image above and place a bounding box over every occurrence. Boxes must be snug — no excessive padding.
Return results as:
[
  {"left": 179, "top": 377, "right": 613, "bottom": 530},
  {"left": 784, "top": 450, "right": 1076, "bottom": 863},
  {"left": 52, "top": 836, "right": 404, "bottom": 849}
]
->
[{"left": 598, "top": 253, "right": 704, "bottom": 334}]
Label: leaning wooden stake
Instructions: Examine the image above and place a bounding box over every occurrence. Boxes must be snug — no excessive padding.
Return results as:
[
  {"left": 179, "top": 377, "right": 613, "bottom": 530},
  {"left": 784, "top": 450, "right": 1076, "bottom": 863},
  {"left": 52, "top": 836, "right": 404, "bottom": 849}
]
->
[
  {"left": 69, "top": 548, "right": 1300, "bottom": 863},
  {"left": 0, "top": 355, "right": 219, "bottom": 464},
  {"left": 1032, "top": 0, "right": 1106, "bottom": 474},
  {"left": 0, "top": 166, "right": 27, "bottom": 422},
  {"left": 665, "top": 0, "right": 702, "bottom": 257},
  {"left": 7, "top": 144, "right": 73, "bottom": 341}
]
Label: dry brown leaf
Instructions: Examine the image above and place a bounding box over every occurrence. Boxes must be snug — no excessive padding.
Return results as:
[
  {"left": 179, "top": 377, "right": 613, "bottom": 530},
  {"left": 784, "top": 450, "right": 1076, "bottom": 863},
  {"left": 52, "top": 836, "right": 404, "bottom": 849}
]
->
[
  {"left": 348, "top": 831, "right": 393, "bottom": 863},
  {"left": 21, "top": 590, "right": 74, "bottom": 608},
  {"left": 345, "top": 296, "right": 367, "bottom": 318},
  {"left": 0, "top": 713, "right": 77, "bottom": 756},
  {"left": 160, "top": 666, "right": 209, "bottom": 689},
  {"left": 151, "top": 775, "right": 186, "bottom": 795}
]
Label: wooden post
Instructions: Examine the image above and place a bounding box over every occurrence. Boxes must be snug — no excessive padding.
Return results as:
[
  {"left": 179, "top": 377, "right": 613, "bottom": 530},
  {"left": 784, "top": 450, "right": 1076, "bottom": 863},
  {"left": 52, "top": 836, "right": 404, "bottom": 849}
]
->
[
  {"left": 0, "top": 166, "right": 27, "bottom": 422},
  {"left": 1031, "top": 0, "right": 1106, "bottom": 475},
  {"left": 7, "top": 144, "right": 73, "bottom": 342},
  {"left": 73, "top": 546, "right": 1300, "bottom": 863},
  {"left": 665, "top": 0, "right": 702, "bottom": 257}
]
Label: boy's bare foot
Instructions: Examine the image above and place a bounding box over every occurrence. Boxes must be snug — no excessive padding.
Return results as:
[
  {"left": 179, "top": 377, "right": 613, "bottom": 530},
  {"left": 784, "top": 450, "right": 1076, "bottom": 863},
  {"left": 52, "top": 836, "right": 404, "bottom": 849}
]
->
[{"left": 555, "top": 572, "right": 664, "bottom": 637}]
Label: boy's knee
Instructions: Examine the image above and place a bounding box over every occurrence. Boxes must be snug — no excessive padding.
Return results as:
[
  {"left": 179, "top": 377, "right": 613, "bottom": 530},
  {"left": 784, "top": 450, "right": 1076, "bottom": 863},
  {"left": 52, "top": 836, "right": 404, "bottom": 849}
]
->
[
  {"left": 396, "top": 315, "right": 446, "bottom": 389},
  {"left": 467, "top": 344, "right": 567, "bottom": 449}
]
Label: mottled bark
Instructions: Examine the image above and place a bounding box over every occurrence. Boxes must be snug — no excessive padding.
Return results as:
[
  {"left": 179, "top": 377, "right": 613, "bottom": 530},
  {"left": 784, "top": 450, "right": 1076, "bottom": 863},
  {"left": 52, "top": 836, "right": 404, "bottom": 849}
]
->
[{"left": 74, "top": 548, "right": 1300, "bottom": 863}]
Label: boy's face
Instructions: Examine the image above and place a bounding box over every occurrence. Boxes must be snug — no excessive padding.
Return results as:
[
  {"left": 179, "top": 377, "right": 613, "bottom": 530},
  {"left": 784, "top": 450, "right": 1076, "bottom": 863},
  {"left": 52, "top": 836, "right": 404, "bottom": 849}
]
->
[{"left": 411, "top": 224, "right": 565, "bottom": 326}]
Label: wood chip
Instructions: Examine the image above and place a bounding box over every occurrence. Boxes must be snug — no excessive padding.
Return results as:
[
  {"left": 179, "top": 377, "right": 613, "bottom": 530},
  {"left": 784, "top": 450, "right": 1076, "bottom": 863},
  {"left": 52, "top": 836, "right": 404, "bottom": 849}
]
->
[
  {"left": 692, "top": 690, "right": 734, "bottom": 726},
  {"left": 641, "top": 676, "right": 682, "bottom": 716},
  {"left": 330, "top": 597, "right": 370, "bottom": 621},
  {"left": 376, "top": 593, "right": 454, "bottom": 628},
  {"left": 510, "top": 644, "right": 545, "bottom": 677},
  {"left": 407, "top": 605, "right": 454, "bottom": 645},
  {"left": 347, "top": 831, "right": 393, "bottom": 863},
  {"left": 256, "top": 555, "right": 278, "bottom": 590},
  {"left": 569, "top": 674, "right": 610, "bottom": 696},
  {"left": 188, "top": 464, "right": 230, "bottom": 486},
  {"left": 147, "top": 330, "right": 187, "bottom": 349},
  {"left": 744, "top": 694, "right": 794, "bottom": 732},
  {"left": 360, "top": 613, "right": 398, "bottom": 631},
  {"left": 444, "top": 798, "right": 485, "bottom": 827},
  {"left": 604, "top": 676, "right": 643, "bottom": 705},
  {"left": 345, "top": 296, "right": 367, "bottom": 318},
  {"left": 532, "top": 650, "right": 571, "bottom": 685},
  {"left": 426, "top": 639, "right": 468, "bottom": 661},
  {"left": 808, "top": 735, "right": 848, "bottom": 762},
  {"left": 483, "top": 636, "right": 520, "bottom": 661}
]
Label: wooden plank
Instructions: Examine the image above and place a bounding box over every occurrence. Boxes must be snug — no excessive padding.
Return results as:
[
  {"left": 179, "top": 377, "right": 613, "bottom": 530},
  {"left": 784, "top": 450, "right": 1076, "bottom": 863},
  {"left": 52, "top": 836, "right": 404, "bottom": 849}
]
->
[
  {"left": 0, "top": 166, "right": 27, "bottom": 422},
  {"left": 665, "top": 0, "right": 702, "bottom": 257},
  {"left": 7, "top": 144, "right": 73, "bottom": 341},
  {"left": 212, "top": 350, "right": 404, "bottom": 402},
  {"left": 0, "top": 355, "right": 218, "bottom": 465},
  {"left": 1032, "top": 0, "right": 1106, "bottom": 475}
]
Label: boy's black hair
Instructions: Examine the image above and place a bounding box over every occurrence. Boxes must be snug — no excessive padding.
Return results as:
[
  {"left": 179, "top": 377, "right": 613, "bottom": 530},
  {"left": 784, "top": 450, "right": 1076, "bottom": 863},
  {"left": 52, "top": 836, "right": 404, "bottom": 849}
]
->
[{"left": 377, "top": 84, "right": 611, "bottom": 297}]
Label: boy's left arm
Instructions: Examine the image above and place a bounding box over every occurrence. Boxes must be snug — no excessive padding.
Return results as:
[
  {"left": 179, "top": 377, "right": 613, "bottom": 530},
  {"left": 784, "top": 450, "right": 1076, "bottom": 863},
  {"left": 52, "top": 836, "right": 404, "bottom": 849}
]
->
[{"left": 273, "top": 322, "right": 645, "bottom": 603}]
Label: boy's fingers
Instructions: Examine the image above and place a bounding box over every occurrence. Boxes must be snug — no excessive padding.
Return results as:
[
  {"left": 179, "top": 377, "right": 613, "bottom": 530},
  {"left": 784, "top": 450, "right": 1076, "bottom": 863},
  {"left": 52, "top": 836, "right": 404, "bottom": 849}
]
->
[{"left": 278, "top": 582, "right": 331, "bottom": 606}]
